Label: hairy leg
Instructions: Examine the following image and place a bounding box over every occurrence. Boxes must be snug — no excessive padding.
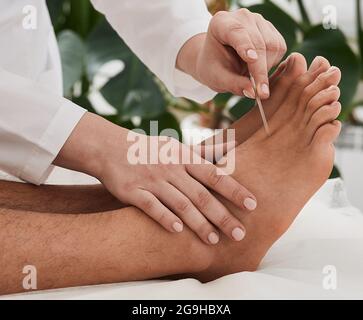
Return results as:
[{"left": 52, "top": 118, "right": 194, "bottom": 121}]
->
[
  {"left": 0, "top": 181, "right": 123, "bottom": 214},
  {"left": 0, "top": 202, "right": 212, "bottom": 295}
]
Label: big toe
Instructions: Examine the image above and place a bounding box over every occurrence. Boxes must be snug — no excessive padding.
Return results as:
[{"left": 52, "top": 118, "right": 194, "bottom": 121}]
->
[
  {"left": 270, "top": 53, "right": 307, "bottom": 91},
  {"left": 262, "top": 53, "right": 307, "bottom": 120}
]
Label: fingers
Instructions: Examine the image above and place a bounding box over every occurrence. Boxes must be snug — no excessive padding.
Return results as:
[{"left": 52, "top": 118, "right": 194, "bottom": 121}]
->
[
  {"left": 169, "top": 174, "right": 247, "bottom": 242},
  {"left": 210, "top": 9, "right": 287, "bottom": 99},
  {"left": 130, "top": 189, "right": 184, "bottom": 233},
  {"left": 211, "top": 67, "right": 255, "bottom": 96},
  {"left": 152, "top": 182, "right": 221, "bottom": 245},
  {"left": 264, "top": 21, "right": 287, "bottom": 70},
  {"left": 186, "top": 163, "right": 257, "bottom": 211},
  {"left": 246, "top": 33, "right": 270, "bottom": 99}
]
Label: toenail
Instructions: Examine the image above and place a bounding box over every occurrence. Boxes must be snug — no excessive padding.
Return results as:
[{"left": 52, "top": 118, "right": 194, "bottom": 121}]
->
[
  {"left": 232, "top": 228, "right": 246, "bottom": 241},
  {"left": 285, "top": 55, "right": 295, "bottom": 72},
  {"left": 261, "top": 83, "right": 270, "bottom": 96},
  {"left": 244, "top": 197, "right": 257, "bottom": 211},
  {"left": 247, "top": 49, "right": 258, "bottom": 60},
  {"left": 208, "top": 232, "right": 220, "bottom": 244},
  {"left": 243, "top": 89, "right": 255, "bottom": 99},
  {"left": 328, "top": 66, "right": 339, "bottom": 74},
  {"left": 173, "top": 222, "right": 183, "bottom": 233},
  {"left": 308, "top": 56, "right": 323, "bottom": 72}
]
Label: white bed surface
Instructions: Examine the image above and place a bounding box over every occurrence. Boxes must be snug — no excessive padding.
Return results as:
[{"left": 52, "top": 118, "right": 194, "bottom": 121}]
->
[{"left": 2, "top": 176, "right": 363, "bottom": 300}]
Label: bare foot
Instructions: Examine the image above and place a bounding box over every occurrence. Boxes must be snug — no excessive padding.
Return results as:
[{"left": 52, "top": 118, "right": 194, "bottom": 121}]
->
[
  {"left": 230, "top": 53, "right": 341, "bottom": 144},
  {"left": 197, "top": 57, "right": 342, "bottom": 281}
]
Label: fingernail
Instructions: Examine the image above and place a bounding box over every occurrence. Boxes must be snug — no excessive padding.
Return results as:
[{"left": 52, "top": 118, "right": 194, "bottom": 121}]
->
[
  {"left": 243, "top": 89, "right": 255, "bottom": 99},
  {"left": 244, "top": 197, "right": 257, "bottom": 211},
  {"left": 173, "top": 222, "right": 183, "bottom": 233},
  {"left": 328, "top": 66, "right": 339, "bottom": 74},
  {"left": 232, "top": 227, "right": 246, "bottom": 241},
  {"left": 247, "top": 49, "right": 258, "bottom": 60},
  {"left": 327, "top": 85, "right": 337, "bottom": 92},
  {"left": 285, "top": 55, "right": 295, "bottom": 72},
  {"left": 208, "top": 232, "right": 220, "bottom": 244},
  {"left": 260, "top": 83, "right": 270, "bottom": 96}
]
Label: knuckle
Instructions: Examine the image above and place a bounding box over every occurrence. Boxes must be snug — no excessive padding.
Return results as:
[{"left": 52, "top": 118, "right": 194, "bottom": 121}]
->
[
  {"left": 176, "top": 200, "right": 190, "bottom": 214},
  {"left": 227, "top": 23, "right": 245, "bottom": 35},
  {"left": 214, "top": 10, "right": 228, "bottom": 20},
  {"left": 253, "top": 12, "right": 264, "bottom": 20},
  {"left": 280, "top": 40, "right": 288, "bottom": 53},
  {"left": 211, "top": 11, "right": 228, "bottom": 27},
  {"left": 142, "top": 198, "right": 154, "bottom": 212},
  {"left": 254, "top": 70, "right": 269, "bottom": 79},
  {"left": 208, "top": 169, "right": 224, "bottom": 187},
  {"left": 253, "top": 40, "right": 267, "bottom": 52},
  {"left": 266, "top": 41, "right": 281, "bottom": 53},
  {"left": 197, "top": 190, "right": 212, "bottom": 209},
  {"left": 237, "top": 8, "right": 250, "bottom": 16},
  {"left": 157, "top": 211, "right": 168, "bottom": 224},
  {"left": 218, "top": 214, "right": 233, "bottom": 229},
  {"left": 232, "top": 187, "right": 243, "bottom": 203}
]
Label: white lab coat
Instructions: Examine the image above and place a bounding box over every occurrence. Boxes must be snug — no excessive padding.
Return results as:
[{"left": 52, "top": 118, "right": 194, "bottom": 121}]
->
[{"left": 0, "top": 0, "right": 214, "bottom": 184}]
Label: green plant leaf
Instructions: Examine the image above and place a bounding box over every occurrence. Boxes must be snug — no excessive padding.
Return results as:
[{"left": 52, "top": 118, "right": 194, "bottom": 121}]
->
[
  {"left": 86, "top": 20, "right": 131, "bottom": 81},
  {"left": 229, "top": 98, "right": 256, "bottom": 119},
  {"left": 139, "top": 111, "right": 183, "bottom": 141},
  {"left": 329, "top": 165, "right": 342, "bottom": 179},
  {"left": 295, "top": 25, "right": 361, "bottom": 116},
  {"left": 57, "top": 30, "right": 85, "bottom": 97},
  {"left": 46, "top": 0, "right": 66, "bottom": 27},
  {"left": 246, "top": 2, "right": 300, "bottom": 50},
  {"left": 213, "top": 93, "right": 233, "bottom": 108},
  {"left": 356, "top": 0, "right": 363, "bottom": 78},
  {"left": 100, "top": 61, "right": 167, "bottom": 120}
]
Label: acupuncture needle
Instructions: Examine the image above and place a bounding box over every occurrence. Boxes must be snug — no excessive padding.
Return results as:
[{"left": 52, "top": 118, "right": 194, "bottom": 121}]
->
[{"left": 250, "top": 76, "right": 271, "bottom": 137}]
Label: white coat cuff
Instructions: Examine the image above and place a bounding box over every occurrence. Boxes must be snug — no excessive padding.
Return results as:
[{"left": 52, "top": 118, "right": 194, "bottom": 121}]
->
[
  {"left": 20, "top": 101, "right": 87, "bottom": 185},
  {"left": 166, "top": 18, "right": 217, "bottom": 104}
]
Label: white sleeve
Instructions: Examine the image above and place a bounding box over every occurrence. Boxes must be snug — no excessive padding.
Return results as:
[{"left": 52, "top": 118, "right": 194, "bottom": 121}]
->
[
  {"left": 90, "top": 0, "right": 216, "bottom": 104},
  {"left": 0, "top": 68, "right": 86, "bottom": 185}
]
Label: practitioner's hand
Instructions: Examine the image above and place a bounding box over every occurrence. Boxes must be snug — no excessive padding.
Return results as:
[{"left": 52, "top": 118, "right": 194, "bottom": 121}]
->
[
  {"left": 177, "top": 8, "right": 287, "bottom": 99},
  {"left": 54, "top": 113, "right": 257, "bottom": 245}
]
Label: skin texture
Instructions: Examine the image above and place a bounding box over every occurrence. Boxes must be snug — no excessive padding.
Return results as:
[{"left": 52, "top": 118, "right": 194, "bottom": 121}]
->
[
  {"left": 52, "top": 8, "right": 289, "bottom": 244},
  {"left": 176, "top": 8, "right": 287, "bottom": 98},
  {"left": 0, "top": 56, "right": 341, "bottom": 295},
  {"left": 54, "top": 113, "right": 257, "bottom": 246}
]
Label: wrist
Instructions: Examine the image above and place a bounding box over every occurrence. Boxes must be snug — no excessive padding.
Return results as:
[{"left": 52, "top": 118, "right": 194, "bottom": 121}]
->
[
  {"left": 176, "top": 33, "right": 206, "bottom": 81},
  {"left": 54, "top": 112, "right": 128, "bottom": 180}
]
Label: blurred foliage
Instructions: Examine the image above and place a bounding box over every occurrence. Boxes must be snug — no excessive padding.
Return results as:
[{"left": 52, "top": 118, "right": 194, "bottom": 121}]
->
[{"left": 47, "top": 0, "right": 181, "bottom": 139}]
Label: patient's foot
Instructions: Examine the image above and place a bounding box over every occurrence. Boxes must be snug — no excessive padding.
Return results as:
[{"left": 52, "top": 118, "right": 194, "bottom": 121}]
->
[
  {"left": 197, "top": 60, "right": 342, "bottom": 281},
  {"left": 231, "top": 53, "right": 340, "bottom": 144}
]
